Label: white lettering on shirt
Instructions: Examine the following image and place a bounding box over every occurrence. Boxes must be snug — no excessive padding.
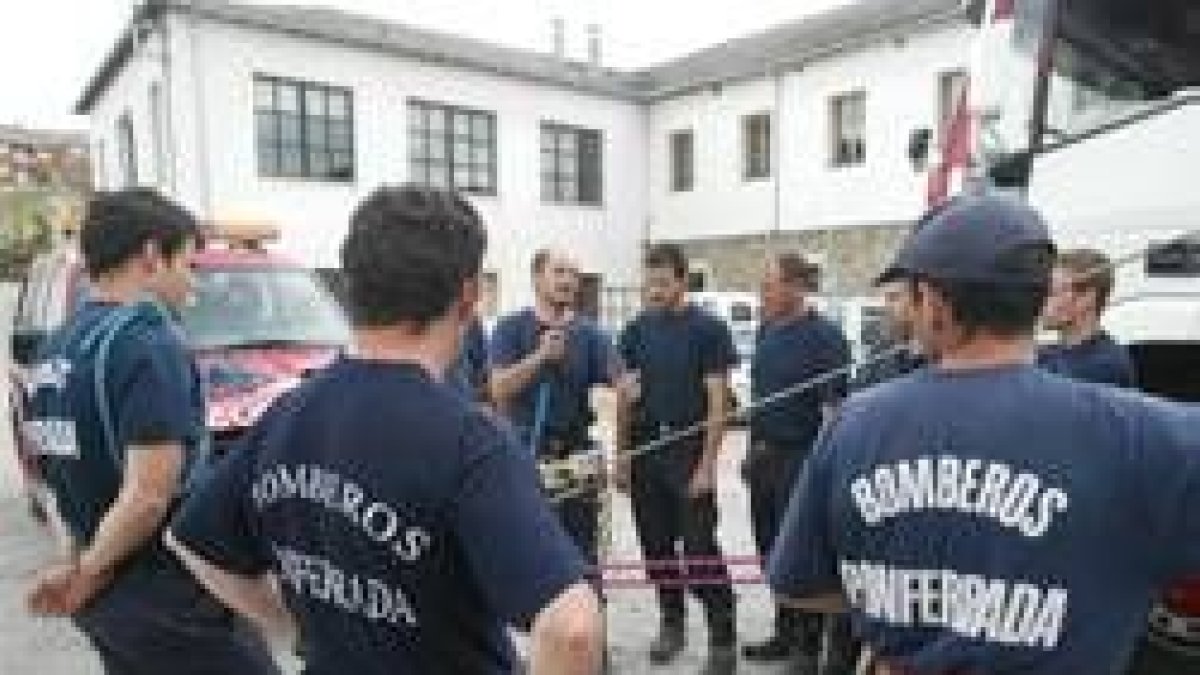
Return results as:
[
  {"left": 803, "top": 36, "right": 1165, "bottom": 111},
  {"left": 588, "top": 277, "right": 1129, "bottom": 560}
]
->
[
  {"left": 252, "top": 465, "right": 434, "bottom": 564},
  {"left": 274, "top": 545, "right": 419, "bottom": 628},
  {"left": 840, "top": 560, "right": 1068, "bottom": 649},
  {"left": 849, "top": 457, "right": 1070, "bottom": 538}
]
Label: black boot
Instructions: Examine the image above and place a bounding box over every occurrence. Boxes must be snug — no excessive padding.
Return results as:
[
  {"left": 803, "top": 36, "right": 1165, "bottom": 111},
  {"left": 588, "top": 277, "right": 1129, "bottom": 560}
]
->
[
  {"left": 647, "top": 619, "right": 686, "bottom": 665},
  {"left": 702, "top": 644, "right": 738, "bottom": 675},
  {"left": 743, "top": 606, "right": 799, "bottom": 662},
  {"left": 702, "top": 603, "right": 737, "bottom": 674}
]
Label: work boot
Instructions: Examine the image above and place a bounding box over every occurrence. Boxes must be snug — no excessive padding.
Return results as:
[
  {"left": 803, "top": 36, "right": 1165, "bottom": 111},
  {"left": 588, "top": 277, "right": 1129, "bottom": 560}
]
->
[
  {"left": 647, "top": 620, "right": 686, "bottom": 665},
  {"left": 701, "top": 645, "right": 738, "bottom": 675},
  {"left": 742, "top": 633, "right": 797, "bottom": 662}
]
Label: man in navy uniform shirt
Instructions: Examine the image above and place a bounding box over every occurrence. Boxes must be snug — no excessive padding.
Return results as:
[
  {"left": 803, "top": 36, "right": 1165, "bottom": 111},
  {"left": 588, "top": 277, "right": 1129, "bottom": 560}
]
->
[
  {"left": 742, "top": 252, "right": 849, "bottom": 669},
  {"left": 615, "top": 243, "right": 739, "bottom": 674},
  {"left": 167, "top": 186, "right": 603, "bottom": 675},
  {"left": 853, "top": 280, "right": 927, "bottom": 391},
  {"left": 489, "top": 248, "right": 621, "bottom": 573},
  {"left": 24, "top": 189, "right": 279, "bottom": 674},
  {"left": 1039, "top": 248, "right": 1135, "bottom": 387},
  {"left": 451, "top": 317, "right": 490, "bottom": 401},
  {"left": 768, "top": 194, "right": 1200, "bottom": 674}
]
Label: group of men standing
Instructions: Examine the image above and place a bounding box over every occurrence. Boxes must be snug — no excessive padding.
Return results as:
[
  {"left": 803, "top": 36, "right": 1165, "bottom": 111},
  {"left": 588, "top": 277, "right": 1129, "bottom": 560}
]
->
[{"left": 23, "top": 184, "right": 1191, "bottom": 675}]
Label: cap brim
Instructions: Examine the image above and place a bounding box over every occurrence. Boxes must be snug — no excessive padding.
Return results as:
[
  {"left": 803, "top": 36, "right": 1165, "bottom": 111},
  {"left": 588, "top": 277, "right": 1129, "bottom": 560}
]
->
[{"left": 874, "top": 266, "right": 910, "bottom": 286}]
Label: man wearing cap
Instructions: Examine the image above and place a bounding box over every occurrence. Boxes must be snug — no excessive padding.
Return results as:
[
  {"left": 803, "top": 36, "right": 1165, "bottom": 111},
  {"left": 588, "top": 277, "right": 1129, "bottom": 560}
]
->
[
  {"left": 852, "top": 280, "right": 927, "bottom": 391},
  {"left": 742, "top": 252, "right": 850, "bottom": 670},
  {"left": 768, "top": 193, "right": 1200, "bottom": 673},
  {"left": 1039, "top": 248, "right": 1135, "bottom": 388}
]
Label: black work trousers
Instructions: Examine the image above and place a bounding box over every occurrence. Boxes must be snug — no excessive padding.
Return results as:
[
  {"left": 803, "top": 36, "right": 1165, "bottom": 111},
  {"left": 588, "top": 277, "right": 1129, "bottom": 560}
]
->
[
  {"left": 630, "top": 436, "right": 735, "bottom": 645},
  {"left": 746, "top": 438, "right": 858, "bottom": 666}
]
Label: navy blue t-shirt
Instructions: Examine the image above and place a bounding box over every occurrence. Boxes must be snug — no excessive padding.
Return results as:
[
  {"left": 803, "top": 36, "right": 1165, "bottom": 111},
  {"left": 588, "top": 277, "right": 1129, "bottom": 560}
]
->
[
  {"left": 619, "top": 305, "right": 738, "bottom": 432},
  {"left": 751, "top": 312, "right": 850, "bottom": 448},
  {"left": 768, "top": 365, "right": 1200, "bottom": 673},
  {"left": 171, "top": 358, "right": 587, "bottom": 675},
  {"left": 25, "top": 300, "right": 207, "bottom": 547},
  {"left": 489, "top": 310, "right": 617, "bottom": 446},
  {"left": 1038, "top": 330, "right": 1135, "bottom": 388},
  {"left": 450, "top": 319, "right": 489, "bottom": 399},
  {"left": 853, "top": 346, "right": 927, "bottom": 392}
]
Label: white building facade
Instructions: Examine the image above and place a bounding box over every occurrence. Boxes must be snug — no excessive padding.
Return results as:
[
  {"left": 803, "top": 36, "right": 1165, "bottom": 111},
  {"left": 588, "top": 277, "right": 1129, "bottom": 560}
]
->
[{"left": 80, "top": 0, "right": 1198, "bottom": 312}]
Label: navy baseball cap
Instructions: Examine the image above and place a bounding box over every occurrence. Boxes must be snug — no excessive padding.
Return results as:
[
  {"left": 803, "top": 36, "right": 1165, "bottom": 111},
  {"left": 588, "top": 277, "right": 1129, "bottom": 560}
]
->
[{"left": 877, "top": 193, "right": 1056, "bottom": 286}]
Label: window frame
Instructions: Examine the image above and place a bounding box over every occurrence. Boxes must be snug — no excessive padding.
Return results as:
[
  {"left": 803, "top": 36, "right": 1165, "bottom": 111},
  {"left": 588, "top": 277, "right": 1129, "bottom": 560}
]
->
[
  {"left": 253, "top": 74, "right": 356, "bottom": 182},
  {"left": 742, "top": 111, "right": 772, "bottom": 181},
  {"left": 407, "top": 98, "right": 498, "bottom": 196},
  {"left": 540, "top": 121, "right": 604, "bottom": 206},
  {"left": 669, "top": 129, "right": 695, "bottom": 192},
  {"left": 116, "top": 112, "right": 138, "bottom": 187},
  {"left": 830, "top": 91, "right": 867, "bottom": 168}
]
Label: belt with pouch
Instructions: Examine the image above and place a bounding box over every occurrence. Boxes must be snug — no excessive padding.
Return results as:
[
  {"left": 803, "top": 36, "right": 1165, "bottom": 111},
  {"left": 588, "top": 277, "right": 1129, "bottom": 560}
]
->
[{"left": 536, "top": 437, "right": 604, "bottom": 498}]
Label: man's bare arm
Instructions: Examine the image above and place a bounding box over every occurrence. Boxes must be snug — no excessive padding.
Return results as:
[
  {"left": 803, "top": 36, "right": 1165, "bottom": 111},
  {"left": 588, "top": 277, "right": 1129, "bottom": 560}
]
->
[
  {"left": 489, "top": 330, "right": 563, "bottom": 407},
  {"left": 527, "top": 582, "right": 604, "bottom": 675},
  {"left": 164, "top": 531, "right": 297, "bottom": 645},
  {"left": 702, "top": 373, "right": 731, "bottom": 462},
  {"left": 77, "top": 442, "right": 183, "bottom": 579}
]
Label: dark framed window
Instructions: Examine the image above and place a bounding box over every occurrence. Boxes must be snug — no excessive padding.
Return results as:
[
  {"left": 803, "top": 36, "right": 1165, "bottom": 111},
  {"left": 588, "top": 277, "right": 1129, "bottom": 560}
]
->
[
  {"left": 540, "top": 122, "right": 603, "bottom": 205},
  {"left": 743, "top": 112, "right": 771, "bottom": 180},
  {"left": 254, "top": 75, "right": 354, "bottom": 181},
  {"left": 117, "top": 113, "right": 138, "bottom": 188},
  {"left": 830, "top": 91, "right": 867, "bottom": 167},
  {"left": 670, "top": 129, "right": 694, "bottom": 192},
  {"left": 408, "top": 99, "right": 496, "bottom": 196}
]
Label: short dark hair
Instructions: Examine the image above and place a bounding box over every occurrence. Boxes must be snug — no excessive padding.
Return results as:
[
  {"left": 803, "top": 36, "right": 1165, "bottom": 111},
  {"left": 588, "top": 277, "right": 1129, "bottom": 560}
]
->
[
  {"left": 644, "top": 243, "right": 688, "bottom": 280},
  {"left": 342, "top": 186, "right": 486, "bottom": 328},
  {"left": 774, "top": 252, "right": 820, "bottom": 292},
  {"left": 531, "top": 249, "right": 552, "bottom": 276},
  {"left": 80, "top": 189, "right": 198, "bottom": 277},
  {"left": 915, "top": 277, "right": 1049, "bottom": 337},
  {"left": 1056, "top": 248, "right": 1114, "bottom": 310}
]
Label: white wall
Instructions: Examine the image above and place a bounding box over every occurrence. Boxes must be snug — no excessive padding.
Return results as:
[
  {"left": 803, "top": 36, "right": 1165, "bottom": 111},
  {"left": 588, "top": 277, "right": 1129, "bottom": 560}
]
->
[
  {"left": 648, "top": 78, "right": 778, "bottom": 241},
  {"left": 183, "top": 20, "right": 647, "bottom": 311},
  {"left": 88, "top": 31, "right": 169, "bottom": 193},
  {"left": 648, "top": 24, "right": 977, "bottom": 241}
]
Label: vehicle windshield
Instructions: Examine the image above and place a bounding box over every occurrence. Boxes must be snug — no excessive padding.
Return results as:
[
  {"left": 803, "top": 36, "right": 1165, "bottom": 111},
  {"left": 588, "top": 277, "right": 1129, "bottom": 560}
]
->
[
  {"left": 181, "top": 267, "right": 351, "bottom": 350},
  {"left": 981, "top": 0, "right": 1200, "bottom": 160},
  {"left": 1042, "top": 0, "right": 1200, "bottom": 145}
]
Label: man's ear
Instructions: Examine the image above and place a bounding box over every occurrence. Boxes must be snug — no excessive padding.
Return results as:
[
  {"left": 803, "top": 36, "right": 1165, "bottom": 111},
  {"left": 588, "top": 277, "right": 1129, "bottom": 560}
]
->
[
  {"left": 139, "top": 239, "right": 163, "bottom": 275},
  {"left": 456, "top": 276, "right": 481, "bottom": 320}
]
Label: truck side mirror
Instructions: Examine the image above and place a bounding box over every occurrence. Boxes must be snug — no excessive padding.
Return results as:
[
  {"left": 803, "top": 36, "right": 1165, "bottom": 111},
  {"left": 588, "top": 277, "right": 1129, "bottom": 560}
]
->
[
  {"left": 908, "top": 128, "right": 933, "bottom": 170},
  {"left": 10, "top": 330, "right": 45, "bottom": 367}
]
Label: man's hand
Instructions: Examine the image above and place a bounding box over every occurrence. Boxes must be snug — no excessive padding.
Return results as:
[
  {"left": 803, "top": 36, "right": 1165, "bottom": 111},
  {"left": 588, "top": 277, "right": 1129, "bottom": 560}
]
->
[
  {"left": 536, "top": 329, "right": 568, "bottom": 364},
  {"left": 688, "top": 458, "right": 717, "bottom": 497},
  {"left": 27, "top": 561, "right": 111, "bottom": 616}
]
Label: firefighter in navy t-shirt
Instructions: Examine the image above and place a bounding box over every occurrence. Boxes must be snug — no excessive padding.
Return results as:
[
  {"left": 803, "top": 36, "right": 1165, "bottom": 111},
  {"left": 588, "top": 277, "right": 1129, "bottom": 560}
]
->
[
  {"left": 768, "top": 194, "right": 1200, "bottom": 674},
  {"left": 615, "top": 243, "right": 739, "bottom": 675},
  {"left": 168, "top": 186, "right": 603, "bottom": 675},
  {"left": 24, "top": 190, "right": 279, "bottom": 674},
  {"left": 853, "top": 280, "right": 927, "bottom": 392},
  {"left": 742, "top": 252, "right": 850, "bottom": 668},
  {"left": 489, "top": 249, "right": 621, "bottom": 574},
  {"left": 1039, "top": 248, "right": 1135, "bottom": 387}
]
